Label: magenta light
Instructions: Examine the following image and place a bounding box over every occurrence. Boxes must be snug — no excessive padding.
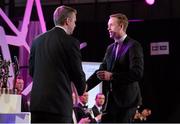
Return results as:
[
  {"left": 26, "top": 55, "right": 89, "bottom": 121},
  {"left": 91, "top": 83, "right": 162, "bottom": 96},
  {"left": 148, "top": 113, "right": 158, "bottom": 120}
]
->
[{"left": 145, "top": 0, "right": 155, "bottom": 5}]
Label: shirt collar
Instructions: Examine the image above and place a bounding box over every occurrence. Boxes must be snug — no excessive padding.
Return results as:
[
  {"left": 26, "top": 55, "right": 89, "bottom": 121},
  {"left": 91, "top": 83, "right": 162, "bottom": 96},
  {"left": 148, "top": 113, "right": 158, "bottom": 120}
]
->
[
  {"left": 115, "top": 34, "right": 127, "bottom": 43},
  {"left": 79, "top": 102, "right": 86, "bottom": 107},
  {"left": 95, "top": 104, "right": 102, "bottom": 111},
  {"left": 55, "top": 25, "right": 68, "bottom": 34}
]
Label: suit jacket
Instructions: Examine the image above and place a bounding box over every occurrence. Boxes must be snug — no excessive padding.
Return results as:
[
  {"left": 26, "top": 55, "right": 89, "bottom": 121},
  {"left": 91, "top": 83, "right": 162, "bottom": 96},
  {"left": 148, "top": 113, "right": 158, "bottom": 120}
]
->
[
  {"left": 29, "top": 27, "right": 86, "bottom": 118},
  {"left": 92, "top": 105, "right": 101, "bottom": 117},
  {"left": 87, "top": 36, "right": 144, "bottom": 108},
  {"left": 73, "top": 103, "right": 96, "bottom": 123}
]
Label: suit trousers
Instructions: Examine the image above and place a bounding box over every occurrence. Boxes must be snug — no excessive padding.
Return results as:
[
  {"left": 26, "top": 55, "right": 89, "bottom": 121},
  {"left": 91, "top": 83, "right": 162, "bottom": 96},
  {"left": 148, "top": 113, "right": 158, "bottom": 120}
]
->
[
  {"left": 102, "top": 91, "right": 137, "bottom": 123},
  {"left": 31, "top": 111, "right": 72, "bottom": 123}
]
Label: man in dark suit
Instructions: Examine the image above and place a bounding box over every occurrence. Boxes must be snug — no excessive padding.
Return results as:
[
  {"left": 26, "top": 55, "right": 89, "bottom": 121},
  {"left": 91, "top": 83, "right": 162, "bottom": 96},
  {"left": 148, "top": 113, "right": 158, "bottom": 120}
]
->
[
  {"left": 86, "top": 13, "right": 144, "bottom": 123},
  {"left": 73, "top": 92, "right": 90, "bottom": 122},
  {"left": 92, "top": 93, "right": 105, "bottom": 117},
  {"left": 91, "top": 93, "right": 105, "bottom": 123},
  {"left": 73, "top": 92, "right": 101, "bottom": 123},
  {"left": 29, "top": 5, "right": 86, "bottom": 123}
]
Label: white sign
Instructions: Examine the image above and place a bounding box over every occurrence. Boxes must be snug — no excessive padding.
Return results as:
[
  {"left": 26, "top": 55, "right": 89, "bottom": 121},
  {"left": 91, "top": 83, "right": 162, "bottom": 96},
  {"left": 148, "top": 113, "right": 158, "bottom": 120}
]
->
[
  {"left": 0, "top": 94, "right": 22, "bottom": 113},
  {"left": 150, "top": 42, "right": 169, "bottom": 55},
  {"left": 82, "top": 62, "right": 102, "bottom": 108}
]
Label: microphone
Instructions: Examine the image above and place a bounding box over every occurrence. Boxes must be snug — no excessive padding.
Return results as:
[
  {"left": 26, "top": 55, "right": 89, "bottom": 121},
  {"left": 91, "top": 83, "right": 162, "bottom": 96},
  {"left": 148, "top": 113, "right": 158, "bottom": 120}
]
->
[
  {"left": 13, "top": 56, "right": 20, "bottom": 90},
  {"left": 14, "top": 56, "right": 20, "bottom": 76}
]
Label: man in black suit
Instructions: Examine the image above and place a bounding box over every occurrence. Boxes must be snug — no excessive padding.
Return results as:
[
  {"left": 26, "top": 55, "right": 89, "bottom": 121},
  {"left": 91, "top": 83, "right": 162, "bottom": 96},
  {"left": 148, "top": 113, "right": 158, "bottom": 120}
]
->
[
  {"left": 29, "top": 5, "right": 86, "bottom": 123},
  {"left": 91, "top": 93, "right": 105, "bottom": 123},
  {"left": 73, "top": 92, "right": 90, "bottom": 122},
  {"left": 73, "top": 92, "right": 101, "bottom": 123},
  {"left": 87, "top": 13, "right": 144, "bottom": 123},
  {"left": 92, "top": 93, "right": 105, "bottom": 117}
]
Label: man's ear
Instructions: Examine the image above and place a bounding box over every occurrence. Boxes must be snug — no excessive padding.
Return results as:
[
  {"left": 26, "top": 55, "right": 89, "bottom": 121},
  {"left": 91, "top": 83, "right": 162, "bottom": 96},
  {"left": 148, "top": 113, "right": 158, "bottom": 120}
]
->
[
  {"left": 63, "top": 18, "right": 68, "bottom": 26},
  {"left": 120, "top": 24, "right": 124, "bottom": 29},
  {"left": 66, "top": 17, "right": 71, "bottom": 25}
]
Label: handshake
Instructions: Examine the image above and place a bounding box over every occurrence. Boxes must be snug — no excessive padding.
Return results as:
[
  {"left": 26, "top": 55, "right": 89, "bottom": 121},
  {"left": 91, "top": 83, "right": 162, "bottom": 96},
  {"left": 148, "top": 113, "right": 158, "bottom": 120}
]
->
[{"left": 96, "top": 70, "right": 113, "bottom": 81}]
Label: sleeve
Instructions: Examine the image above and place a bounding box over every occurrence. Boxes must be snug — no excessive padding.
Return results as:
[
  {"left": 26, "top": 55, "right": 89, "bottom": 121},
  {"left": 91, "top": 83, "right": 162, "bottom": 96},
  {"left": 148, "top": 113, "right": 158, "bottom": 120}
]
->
[
  {"left": 68, "top": 38, "right": 86, "bottom": 96},
  {"left": 29, "top": 41, "right": 36, "bottom": 77},
  {"left": 86, "top": 46, "right": 110, "bottom": 91}
]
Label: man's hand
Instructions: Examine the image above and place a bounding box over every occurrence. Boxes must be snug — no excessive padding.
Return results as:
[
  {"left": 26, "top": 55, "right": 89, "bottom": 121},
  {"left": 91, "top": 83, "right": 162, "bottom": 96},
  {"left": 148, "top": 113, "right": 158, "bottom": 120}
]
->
[
  {"left": 78, "top": 117, "right": 90, "bottom": 124},
  {"left": 95, "top": 114, "right": 102, "bottom": 122},
  {"left": 96, "top": 70, "right": 112, "bottom": 81}
]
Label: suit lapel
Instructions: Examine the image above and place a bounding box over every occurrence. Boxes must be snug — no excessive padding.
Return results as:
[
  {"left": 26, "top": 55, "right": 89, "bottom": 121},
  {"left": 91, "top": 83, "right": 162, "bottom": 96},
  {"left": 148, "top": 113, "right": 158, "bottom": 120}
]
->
[
  {"left": 109, "top": 43, "right": 117, "bottom": 70},
  {"left": 111, "top": 37, "right": 133, "bottom": 70},
  {"left": 93, "top": 105, "right": 101, "bottom": 116}
]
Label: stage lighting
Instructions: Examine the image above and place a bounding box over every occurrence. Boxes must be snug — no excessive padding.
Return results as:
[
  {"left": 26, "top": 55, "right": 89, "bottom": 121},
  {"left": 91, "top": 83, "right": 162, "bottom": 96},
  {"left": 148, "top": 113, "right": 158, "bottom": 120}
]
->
[{"left": 145, "top": 0, "right": 155, "bottom": 5}]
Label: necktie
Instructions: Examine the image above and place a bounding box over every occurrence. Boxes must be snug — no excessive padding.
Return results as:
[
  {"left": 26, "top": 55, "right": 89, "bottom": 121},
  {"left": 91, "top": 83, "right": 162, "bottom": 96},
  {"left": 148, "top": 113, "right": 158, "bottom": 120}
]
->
[
  {"left": 82, "top": 105, "right": 88, "bottom": 111},
  {"left": 115, "top": 42, "right": 120, "bottom": 60},
  {"left": 113, "top": 42, "right": 118, "bottom": 59},
  {"left": 116, "top": 42, "right": 123, "bottom": 60},
  {"left": 83, "top": 105, "right": 88, "bottom": 109},
  {"left": 100, "top": 108, "right": 103, "bottom": 113},
  {"left": 110, "top": 42, "right": 118, "bottom": 69}
]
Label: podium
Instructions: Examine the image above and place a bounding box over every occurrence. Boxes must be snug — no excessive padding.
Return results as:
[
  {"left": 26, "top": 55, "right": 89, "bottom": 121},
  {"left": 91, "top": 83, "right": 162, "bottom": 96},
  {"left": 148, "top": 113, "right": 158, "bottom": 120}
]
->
[
  {"left": 0, "top": 112, "right": 31, "bottom": 123},
  {"left": 0, "top": 94, "right": 31, "bottom": 123}
]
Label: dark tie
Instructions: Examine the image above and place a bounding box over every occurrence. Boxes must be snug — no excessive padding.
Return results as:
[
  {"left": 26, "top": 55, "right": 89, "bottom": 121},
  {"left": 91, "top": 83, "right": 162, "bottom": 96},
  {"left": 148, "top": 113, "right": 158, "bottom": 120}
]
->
[
  {"left": 82, "top": 105, "right": 88, "bottom": 111},
  {"left": 99, "top": 108, "right": 103, "bottom": 114},
  {"left": 110, "top": 42, "right": 118, "bottom": 69},
  {"left": 113, "top": 42, "right": 118, "bottom": 58},
  {"left": 83, "top": 105, "right": 88, "bottom": 109}
]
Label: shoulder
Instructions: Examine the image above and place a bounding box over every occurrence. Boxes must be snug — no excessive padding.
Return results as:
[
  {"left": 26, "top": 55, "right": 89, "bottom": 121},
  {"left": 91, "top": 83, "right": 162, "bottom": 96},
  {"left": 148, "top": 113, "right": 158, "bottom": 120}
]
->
[
  {"left": 32, "top": 27, "right": 55, "bottom": 43},
  {"left": 73, "top": 105, "right": 84, "bottom": 113},
  {"left": 31, "top": 32, "right": 45, "bottom": 48},
  {"left": 69, "top": 36, "right": 79, "bottom": 44},
  {"left": 92, "top": 105, "right": 96, "bottom": 109},
  {"left": 92, "top": 105, "right": 98, "bottom": 111},
  {"left": 125, "top": 36, "right": 142, "bottom": 49},
  {"left": 107, "top": 43, "right": 114, "bottom": 50},
  {"left": 52, "top": 27, "right": 78, "bottom": 42},
  {"left": 54, "top": 27, "right": 80, "bottom": 48}
]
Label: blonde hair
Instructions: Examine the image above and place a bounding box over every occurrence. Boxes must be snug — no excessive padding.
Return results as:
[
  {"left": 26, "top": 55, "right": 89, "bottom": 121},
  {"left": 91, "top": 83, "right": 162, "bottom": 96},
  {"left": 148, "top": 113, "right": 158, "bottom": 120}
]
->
[{"left": 110, "top": 13, "right": 129, "bottom": 32}]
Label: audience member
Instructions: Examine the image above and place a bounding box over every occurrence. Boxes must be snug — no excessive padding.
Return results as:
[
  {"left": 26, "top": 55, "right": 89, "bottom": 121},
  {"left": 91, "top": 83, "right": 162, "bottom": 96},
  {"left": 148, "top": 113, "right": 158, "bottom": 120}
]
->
[
  {"left": 72, "top": 91, "right": 90, "bottom": 124},
  {"left": 15, "top": 76, "right": 24, "bottom": 94},
  {"left": 15, "top": 76, "right": 29, "bottom": 112},
  {"left": 133, "top": 106, "right": 152, "bottom": 122},
  {"left": 73, "top": 92, "right": 100, "bottom": 123},
  {"left": 91, "top": 93, "right": 105, "bottom": 122}
]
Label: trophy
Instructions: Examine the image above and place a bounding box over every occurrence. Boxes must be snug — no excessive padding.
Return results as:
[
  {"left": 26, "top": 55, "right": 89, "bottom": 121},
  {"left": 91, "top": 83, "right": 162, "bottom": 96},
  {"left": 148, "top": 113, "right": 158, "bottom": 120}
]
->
[
  {"left": 0, "top": 55, "right": 22, "bottom": 113},
  {"left": 0, "top": 55, "right": 19, "bottom": 94}
]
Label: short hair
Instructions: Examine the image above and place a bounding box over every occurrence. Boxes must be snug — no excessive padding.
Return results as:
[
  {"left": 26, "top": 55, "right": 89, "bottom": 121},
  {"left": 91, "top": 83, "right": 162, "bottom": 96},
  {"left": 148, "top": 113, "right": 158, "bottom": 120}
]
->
[
  {"left": 53, "top": 5, "right": 77, "bottom": 26},
  {"left": 110, "top": 13, "right": 129, "bottom": 32},
  {"left": 95, "top": 93, "right": 105, "bottom": 100},
  {"left": 17, "top": 75, "right": 23, "bottom": 79}
]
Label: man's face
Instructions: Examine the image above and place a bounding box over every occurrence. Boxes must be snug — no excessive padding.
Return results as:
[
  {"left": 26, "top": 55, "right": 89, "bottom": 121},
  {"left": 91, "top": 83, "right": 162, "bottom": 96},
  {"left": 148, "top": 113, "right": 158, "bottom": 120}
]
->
[
  {"left": 142, "top": 109, "right": 151, "bottom": 117},
  {"left": 67, "top": 12, "right": 76, "bottom": 35},
  {"left": 96, "top": 94, "right": 105, "bottom": 107},
  {"left": 15, "top": 78, "right": 24, "bottom": 91},
  {"left": 107, "top": 17, "right": 122, "bottom": 39},
  {"left": 79, "top": 92, "right": 88, "bottom": 105}
]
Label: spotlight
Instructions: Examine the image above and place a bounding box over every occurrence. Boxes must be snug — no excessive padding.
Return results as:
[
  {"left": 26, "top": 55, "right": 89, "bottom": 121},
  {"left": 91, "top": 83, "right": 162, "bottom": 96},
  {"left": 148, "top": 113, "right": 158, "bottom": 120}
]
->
[{"left": 145, "top": 0, "right": 155, "bottom": 5}]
